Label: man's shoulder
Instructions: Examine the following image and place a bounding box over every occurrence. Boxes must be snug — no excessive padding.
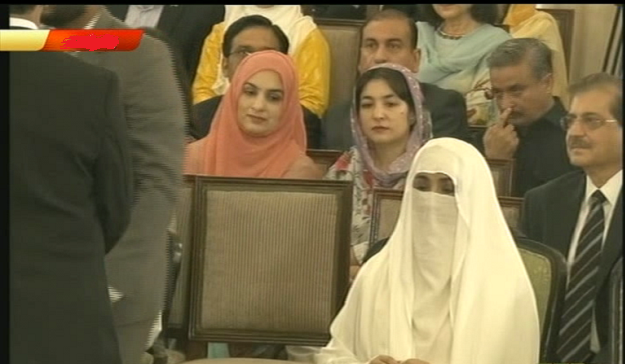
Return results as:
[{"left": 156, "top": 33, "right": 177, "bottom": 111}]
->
[
  {"left": 525, "top": 169, "right": 585, "bottom": 200},
  {"left": 13, "top": 52, "right": 115, "bottom": 85},
  {"left": 420, "top": 81, "right": 463, "bottom": 101},
  {"left": 97, "top": 12, "right": 169, "bottom": 55}
]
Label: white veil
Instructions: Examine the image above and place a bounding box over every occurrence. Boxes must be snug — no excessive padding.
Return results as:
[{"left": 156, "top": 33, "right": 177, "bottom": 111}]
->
[{"left": 316, "top": 138, "right": 540, "bottom": 364}]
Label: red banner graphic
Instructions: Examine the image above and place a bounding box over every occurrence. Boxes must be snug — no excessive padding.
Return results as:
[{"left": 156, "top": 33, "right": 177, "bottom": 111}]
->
[{"left": 41, "top": 29, "right": 144, "bottom": 52}]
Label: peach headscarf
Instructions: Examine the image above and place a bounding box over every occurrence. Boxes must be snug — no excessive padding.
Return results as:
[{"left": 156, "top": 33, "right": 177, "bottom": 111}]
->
[{"left": 184, "top": 50, "right": 307, "bottom": 178}]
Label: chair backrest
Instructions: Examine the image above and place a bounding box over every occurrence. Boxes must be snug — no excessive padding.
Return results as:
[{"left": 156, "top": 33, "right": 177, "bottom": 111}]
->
[
  {"left": 167, "top": 175, "right": 196, "bottom": 334},
  {"left": 317, "top": 19, "right": 363, "bottom": 110},
  {"left": 541, "top": 8, "right": 575, "bottom": 72},
  {"left": 498, "top": 196, "right": 524, "bottom": 231},
  {"left": 369, "top": 188, "right": 404, "bottom": 244},
  {"left": 610, "top": 257, "right": 623, "bottom": 364},
  {"left": 307, "top": 149, "right": 344, "bottom": 175},
  {"left": 187, "top": 176, "right": 352, "bottom": 346},
  {"left": 486, "top": 158, "right": 516, "bottom": 196},
  {"left": 369, "top": 188, "right": 524, "bottom": 243},
  {"left": 515, "top": 237, "right": 567, "bottom": 361}
]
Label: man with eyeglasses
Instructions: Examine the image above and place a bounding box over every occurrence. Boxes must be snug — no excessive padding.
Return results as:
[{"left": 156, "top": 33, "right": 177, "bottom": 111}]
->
[
  {"left": 478, "top": 37, "right": 576, "bottom": 197},
  {"left": 521, "top": 73, "right": 622, "bottom": 363}
]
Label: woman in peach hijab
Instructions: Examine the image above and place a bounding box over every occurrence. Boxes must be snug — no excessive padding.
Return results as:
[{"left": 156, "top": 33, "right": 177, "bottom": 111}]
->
[{"left": 185, "top": 50, "right": 322, "bottom": 180}]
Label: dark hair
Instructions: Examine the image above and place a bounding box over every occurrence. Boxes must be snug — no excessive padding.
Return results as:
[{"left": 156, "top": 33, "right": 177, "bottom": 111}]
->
[
  {"left": 418, "top": 4, "right": 500, "bottom": 28},
  {"left": 361, "top": 9, "right": 418, "bottom": 50},
  {"left": 222, "top": 15, "right": 290, "bottom": 57},
  {"left": 487, "top": 38, "right": 553, "bottom": 80},
  {"left": 569, "top": 73, "right": 623, "bottom": 125},
  {"left": 9, "top": 5, "right": 37, "bottom": 15},
  {"left": 355, "top": 67, "right": 416, "bottom": 120}
]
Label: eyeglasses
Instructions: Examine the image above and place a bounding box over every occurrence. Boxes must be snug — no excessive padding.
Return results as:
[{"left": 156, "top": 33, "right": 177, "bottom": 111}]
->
[
  {"left": 227, "top": 50, "right": 252, "bottom": 58},
  {"left": 560, "top": 114, "right": 619, "bottom": 131}
]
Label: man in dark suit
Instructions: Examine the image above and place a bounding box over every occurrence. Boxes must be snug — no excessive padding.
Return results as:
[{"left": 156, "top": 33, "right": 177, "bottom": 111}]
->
[
  {"left": 10, "top": 5, "right": 133, "bottom": 364},
  {"left": 106, "top": 5, "right": 225, "bottom": 85},
  {"left": 521, "top": 73, "right": 622, "bottom": 363},
  {"left": 478, "top": 38, "right": 576, "bottom": 197},
  {"left": 321, "top": 9, "right": 471, "bottom": 151},
  {"left": 42, "top": 5, "right": 185, "bottom": 364}
]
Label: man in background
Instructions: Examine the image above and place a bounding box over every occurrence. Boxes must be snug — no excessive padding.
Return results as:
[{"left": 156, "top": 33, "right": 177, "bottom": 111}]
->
[
  {"left": 479, "top": 38, "right": 575, "bottom": 197},
  {"left": 42, "top": 5, "right": 185, "bottom": 364}
]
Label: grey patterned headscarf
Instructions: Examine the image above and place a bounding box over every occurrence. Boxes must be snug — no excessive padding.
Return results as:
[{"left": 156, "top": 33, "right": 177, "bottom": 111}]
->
[{"left": 351, "top": 63, "right": 433, "bottom": 187}]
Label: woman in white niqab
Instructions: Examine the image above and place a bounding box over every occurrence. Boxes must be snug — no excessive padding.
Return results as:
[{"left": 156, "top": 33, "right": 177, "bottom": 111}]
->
[{"left": 315, "top": 138, "right": 540, "bottom": 364}]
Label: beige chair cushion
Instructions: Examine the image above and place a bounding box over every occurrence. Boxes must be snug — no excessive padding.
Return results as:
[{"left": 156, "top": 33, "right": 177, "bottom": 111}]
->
[
  {"left": 196, "top": 189, "right": 340, "bottom": 335},
  {"left": 376, "top": 198, "right": 403, "bottom": 242}
]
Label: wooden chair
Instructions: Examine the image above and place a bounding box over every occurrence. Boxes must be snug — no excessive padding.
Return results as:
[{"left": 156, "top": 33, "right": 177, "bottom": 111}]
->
[
  {"left": 182, "top": 176, "right": 353, "bottom": 363},
  {"left": 306, "top": 149, "right": 343, "bottom": 175},
  {"left": 515, "top": 237, "right": 567, "bottom": 361},
  {"left": 541, "top": 8, "right": 575, "bottom": 72},
  {"left": 486, "top": 158, "right": 515, "bottom": 196},
  {"left": 369, "top": 188, "right": 524, "bottom": 243},
  {"left": 610, "top": 257, "right": 623, "bottom": 364},
  {"left": 369, "top": 188, "right": 404, "bottom": 245},
  {"left": 498, "top": 196, "right": 524, "bottom": 231},
  {"left": 317, "top": 19, "right": 363, "bottom": 110},
  {"left": 167, "top": 175, "right": 197, "bottom": 340}
]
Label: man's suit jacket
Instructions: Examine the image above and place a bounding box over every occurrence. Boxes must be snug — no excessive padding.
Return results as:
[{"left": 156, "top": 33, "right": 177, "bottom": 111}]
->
[
  {"left": 521, "top": 170, "right": 623, "bottom": 363},
  {"left": 321, "top": 82, "right": 471, "bottom": 150},
  {"left": 10, "top": 51, "right": 133, "bottom": 364},
  {"left": 76, "top": 9, "right": 185, "bottom": 325},
  {"left": 106, "top": 4, "right": 225, "bottom": 84}
]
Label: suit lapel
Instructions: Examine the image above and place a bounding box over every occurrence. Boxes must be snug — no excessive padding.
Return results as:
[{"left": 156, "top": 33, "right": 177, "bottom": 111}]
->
[
  {"left": 106, "top": 5, "right": 130, "bottom": 21},
  {"left": 549, "top": 172, "right": 585, "bottom": 257},
  {"left": 598, "top": 189, "right": 623, "bottom": 286},
  {"left": 157, "top": 5, "right": 183, "bottom": 34}
]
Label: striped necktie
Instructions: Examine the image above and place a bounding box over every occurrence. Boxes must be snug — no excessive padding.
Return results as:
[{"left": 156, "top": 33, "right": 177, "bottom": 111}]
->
[{"left": 558, "top": 190, "right": 607, "bottom": 362}]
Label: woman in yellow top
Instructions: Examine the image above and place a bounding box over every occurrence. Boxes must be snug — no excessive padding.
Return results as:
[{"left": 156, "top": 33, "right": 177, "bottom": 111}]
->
[
  {"left": 503, "top": 4, "right": 569, "bottom": 106},
  {"left": 192, "top": 5, "right": 331, "bottom": 118}
]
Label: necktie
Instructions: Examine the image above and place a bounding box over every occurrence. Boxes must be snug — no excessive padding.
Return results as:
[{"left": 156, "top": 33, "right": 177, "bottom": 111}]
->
[{"left": 558, "top": 190, "right": 607, "bottom": 362}]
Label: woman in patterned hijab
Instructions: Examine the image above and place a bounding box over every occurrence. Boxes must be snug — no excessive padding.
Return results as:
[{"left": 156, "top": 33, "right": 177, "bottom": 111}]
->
[{"left": 324, "top": 63, "right": 432, "bottom": 279}]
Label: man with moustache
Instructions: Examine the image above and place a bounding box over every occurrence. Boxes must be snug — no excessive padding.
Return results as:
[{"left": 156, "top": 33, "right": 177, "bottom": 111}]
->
[
  {"left": 521, "top": 72, "right": 622, "bottom": 363},
  {"left": 41, "top": 5, "right": 184, "bottom": 364},
  {"left": 479, "top": 37, "right": 576, "bottom": 197}
]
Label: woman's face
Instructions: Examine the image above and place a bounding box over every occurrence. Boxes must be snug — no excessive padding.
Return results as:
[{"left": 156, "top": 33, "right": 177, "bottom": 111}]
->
[
  {"left": 237, "top": 70, "right": 285, "bottom": 137},
  {"left": 358, "top": 78, "right": 412, "bottom": 147},
  {"left": 432, "top": 4, "right": 473, "bottom": 21},
  {"left": 413, "top": 172, "right": 455, "bottom": 196}
]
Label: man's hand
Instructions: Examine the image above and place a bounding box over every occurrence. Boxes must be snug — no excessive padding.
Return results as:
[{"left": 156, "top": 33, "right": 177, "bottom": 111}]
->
[
  {"left": 370, "top": 355, "right": 399, "bottom": 364},
  {"left": 483, "top": 107, "right": 519, "bottom": 160}
]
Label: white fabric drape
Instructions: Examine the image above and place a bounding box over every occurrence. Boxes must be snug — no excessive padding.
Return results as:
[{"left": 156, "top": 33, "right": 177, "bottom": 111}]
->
[{"left": 315, "top": 138, "right": 540, "bottom": 364}]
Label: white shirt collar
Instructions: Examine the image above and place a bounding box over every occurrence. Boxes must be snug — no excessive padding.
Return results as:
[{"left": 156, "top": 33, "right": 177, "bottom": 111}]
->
[
  {"left": 9, "top": 17, "right": 38, "bottom": 30},
  {"left": 585, "top": 169, "right": 623, "bottom": 207},
  {"left": 84, "top": 13, "right": 101, "bottom": 30}
]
